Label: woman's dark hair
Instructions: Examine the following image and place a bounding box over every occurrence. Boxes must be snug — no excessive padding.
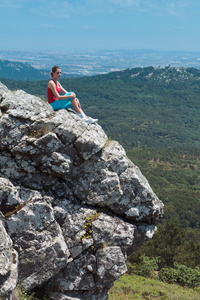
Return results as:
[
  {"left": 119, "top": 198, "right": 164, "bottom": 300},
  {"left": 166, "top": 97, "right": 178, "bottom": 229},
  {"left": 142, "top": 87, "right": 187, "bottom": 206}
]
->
[{"left": 51, "top": 65, "right": 61, "bottom": 77}]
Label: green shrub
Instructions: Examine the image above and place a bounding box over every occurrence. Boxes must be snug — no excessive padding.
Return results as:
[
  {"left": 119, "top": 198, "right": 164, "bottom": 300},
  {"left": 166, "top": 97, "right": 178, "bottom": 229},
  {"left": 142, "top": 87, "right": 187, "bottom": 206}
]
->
[
  {"left": 159, "top": 263, "right": 200, "bottom": 288},
  {"left": 136, "top": 255, "right": 160, "bottom": 277},
  {"left": 127, "top": 262, "right": 140, "bottom": 274}
]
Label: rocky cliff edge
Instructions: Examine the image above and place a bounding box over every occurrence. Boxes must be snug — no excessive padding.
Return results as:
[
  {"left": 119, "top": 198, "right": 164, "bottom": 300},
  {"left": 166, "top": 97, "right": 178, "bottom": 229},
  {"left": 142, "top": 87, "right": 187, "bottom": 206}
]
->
[{"left": 0, "top": 82, "right": 164, "bottom": 300}]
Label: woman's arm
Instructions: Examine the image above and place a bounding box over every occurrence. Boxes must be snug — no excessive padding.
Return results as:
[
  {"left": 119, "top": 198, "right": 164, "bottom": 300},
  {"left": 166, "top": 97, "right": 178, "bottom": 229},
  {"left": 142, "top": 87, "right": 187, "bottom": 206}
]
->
[{"left": 48, "top": 81, "right": 75, "bottom": 100}]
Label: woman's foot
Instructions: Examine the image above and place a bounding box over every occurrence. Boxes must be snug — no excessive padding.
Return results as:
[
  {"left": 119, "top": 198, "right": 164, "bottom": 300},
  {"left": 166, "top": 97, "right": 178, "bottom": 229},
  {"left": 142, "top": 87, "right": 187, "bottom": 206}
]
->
[
  {"left": 85, "top": 117, "right": 98, "bottom": 124},
  {"left": 76, "top": 112, "right": 98, "bottom": 124},
  {"left": 76, "top": 112, "right": 87, "bottom": 120}
]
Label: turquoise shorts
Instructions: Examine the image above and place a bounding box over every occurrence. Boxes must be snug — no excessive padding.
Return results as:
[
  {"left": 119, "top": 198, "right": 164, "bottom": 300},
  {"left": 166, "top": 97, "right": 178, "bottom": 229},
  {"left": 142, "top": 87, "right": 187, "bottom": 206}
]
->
[{"left": 50, "top": 92, "right": 74, "bottom": 111}]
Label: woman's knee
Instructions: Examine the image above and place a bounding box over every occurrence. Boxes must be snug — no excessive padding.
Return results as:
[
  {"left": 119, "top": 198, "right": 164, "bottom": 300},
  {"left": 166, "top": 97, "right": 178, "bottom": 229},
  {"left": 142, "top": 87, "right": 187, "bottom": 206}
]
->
[{"left": 76, "top": 98, "right": 81, "bottom": 105}]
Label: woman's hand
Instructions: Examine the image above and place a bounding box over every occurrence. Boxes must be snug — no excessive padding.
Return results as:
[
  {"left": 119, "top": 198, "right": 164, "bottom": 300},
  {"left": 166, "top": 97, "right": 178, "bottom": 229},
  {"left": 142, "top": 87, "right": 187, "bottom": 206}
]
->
[{"left": 71, "top": 92, "right": 76, "bottom": 98}]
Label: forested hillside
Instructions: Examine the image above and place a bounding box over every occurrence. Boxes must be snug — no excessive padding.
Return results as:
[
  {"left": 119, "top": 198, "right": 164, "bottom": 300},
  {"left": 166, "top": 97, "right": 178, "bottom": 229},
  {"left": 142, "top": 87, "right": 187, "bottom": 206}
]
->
[
  {"left": 0, "top": 59, "right": 49, "bottom": 80},
  {"left": 1, "top": 66, "right": 200, "bottom": 296}
]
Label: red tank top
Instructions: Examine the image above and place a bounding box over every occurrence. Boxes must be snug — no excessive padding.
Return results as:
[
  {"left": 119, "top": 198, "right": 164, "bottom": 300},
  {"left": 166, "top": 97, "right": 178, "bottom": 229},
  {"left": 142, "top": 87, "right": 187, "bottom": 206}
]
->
[{"left": 47, "top": 79, "right": 62, "bottom": 103}]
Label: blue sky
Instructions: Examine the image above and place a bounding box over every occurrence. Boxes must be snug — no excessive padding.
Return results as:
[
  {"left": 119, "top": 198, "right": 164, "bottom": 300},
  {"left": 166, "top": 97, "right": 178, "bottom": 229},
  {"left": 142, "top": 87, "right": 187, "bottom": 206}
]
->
[{"left": 1, "top": 0, "right": 200, "bottom": 52}]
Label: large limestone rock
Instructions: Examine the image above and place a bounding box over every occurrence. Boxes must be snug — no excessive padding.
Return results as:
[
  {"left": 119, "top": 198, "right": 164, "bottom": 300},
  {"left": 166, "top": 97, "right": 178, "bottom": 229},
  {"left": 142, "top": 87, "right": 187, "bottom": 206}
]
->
[
  {"left": 0, "top": 82, "right": 164, "bottom": 299},
  {"left": 0, "top": 215, "right": 18, "bottom": 298}
]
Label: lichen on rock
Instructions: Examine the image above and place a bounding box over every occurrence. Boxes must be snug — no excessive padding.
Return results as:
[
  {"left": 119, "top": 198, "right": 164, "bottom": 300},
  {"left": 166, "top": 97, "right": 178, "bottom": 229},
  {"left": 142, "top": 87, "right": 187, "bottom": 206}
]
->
[{"left": 0, "top": 82, "right": 164, "bottom": 300}]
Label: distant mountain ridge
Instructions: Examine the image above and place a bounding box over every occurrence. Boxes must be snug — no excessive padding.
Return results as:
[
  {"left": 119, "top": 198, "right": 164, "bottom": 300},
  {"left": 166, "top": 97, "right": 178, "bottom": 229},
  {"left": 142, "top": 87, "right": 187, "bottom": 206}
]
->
[
  {"left": 1, "top": 49, "right": 200, "bottom": 77},
  {"left": 0, "top": 59, "right": 49, "bottom": 80}
]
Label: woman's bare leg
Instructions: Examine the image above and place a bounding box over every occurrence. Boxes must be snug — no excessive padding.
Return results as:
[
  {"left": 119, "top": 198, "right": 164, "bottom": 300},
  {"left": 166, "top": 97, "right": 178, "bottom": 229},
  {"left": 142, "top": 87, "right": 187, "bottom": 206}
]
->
[
  {"left": 71, "top": 98, "right": 98, "bottom": 123},
  {"left": 71, "top": 98, "right": 83, "bottom": 114},
  {"left": 71, "top": 98, "right": 89, "bottom": 118}
]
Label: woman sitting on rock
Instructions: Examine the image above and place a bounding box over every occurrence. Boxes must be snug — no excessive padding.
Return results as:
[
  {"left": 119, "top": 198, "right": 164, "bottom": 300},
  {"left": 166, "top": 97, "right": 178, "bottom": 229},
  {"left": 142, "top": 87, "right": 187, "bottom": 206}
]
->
[{"left": 47, "top": 65, "right": 98, "bottom": 124}]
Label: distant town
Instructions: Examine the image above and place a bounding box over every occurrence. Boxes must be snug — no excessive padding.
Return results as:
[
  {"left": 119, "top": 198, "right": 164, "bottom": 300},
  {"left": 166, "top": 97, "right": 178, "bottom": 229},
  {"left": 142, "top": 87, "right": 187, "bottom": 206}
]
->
[{"left": 1, "top": 49, "right": 200, "bottom": 77}]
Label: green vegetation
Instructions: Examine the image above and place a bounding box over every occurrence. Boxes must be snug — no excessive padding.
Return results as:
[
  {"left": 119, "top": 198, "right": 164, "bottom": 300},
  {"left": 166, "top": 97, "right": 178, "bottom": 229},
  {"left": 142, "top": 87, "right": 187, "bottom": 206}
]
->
[
  {"left": 82, "top": 211, "right": 102, "bottom": 240},
  {"left": 1, "top": 66, "right": 200, "bottom": 297},
  {"left": 0, "top": 60, "right": 49, "bottom": 81},
  {"left": 159, "top": 263, "right": 200, "bottom": 288},
  {"left": 108, "top": 274, "right": 200, "bottom": 300}
]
